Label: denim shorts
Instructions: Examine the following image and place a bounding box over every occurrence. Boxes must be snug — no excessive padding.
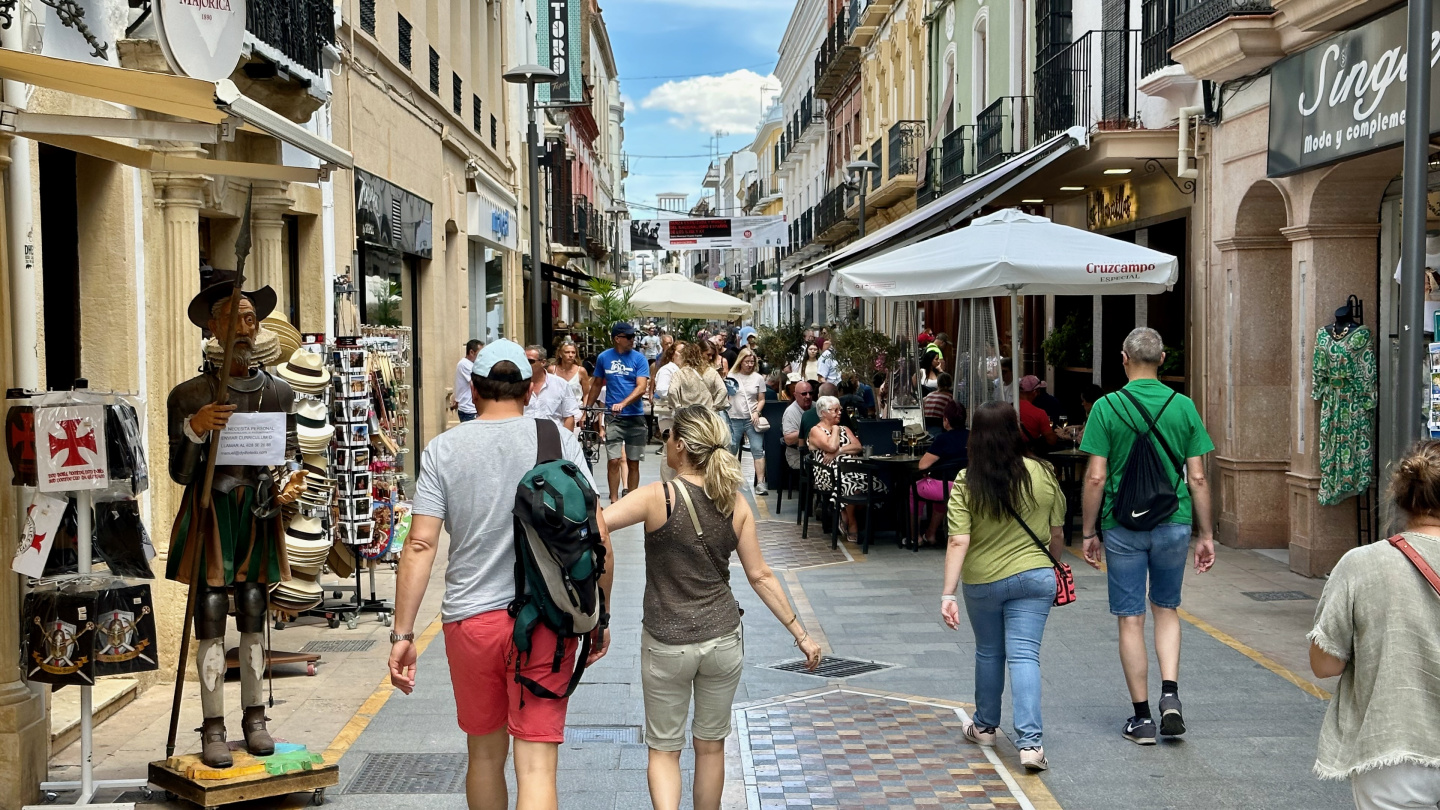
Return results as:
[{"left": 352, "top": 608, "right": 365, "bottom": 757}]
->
[{"left": 1102, "top": 523, "right": 1192, "bottom": 616}]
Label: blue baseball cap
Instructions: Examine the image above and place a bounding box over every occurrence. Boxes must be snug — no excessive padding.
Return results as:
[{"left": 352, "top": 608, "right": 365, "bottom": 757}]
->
[
  {"left": 611, "top": 321, "right": 636, "bottom": 337},
  {"left": 473, "top": 339, "right": 532, "bottom": 381}
]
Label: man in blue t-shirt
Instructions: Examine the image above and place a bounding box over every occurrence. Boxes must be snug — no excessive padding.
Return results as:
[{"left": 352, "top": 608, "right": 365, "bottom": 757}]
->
[{"left": 584, "top": 321, "right": 651, "bottom": 501}]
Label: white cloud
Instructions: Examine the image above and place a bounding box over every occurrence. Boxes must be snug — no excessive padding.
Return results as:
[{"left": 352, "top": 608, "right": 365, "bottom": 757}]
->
[{"left": 639, "top": 69, "right": 777, "bottom": 134}]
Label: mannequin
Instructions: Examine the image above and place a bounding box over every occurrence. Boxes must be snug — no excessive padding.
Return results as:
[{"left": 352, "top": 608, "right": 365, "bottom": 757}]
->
[
  {"left": 166, "top": 271, "right": 306, "bottom": 768},
  {"left": 1312, "top": 294, "right": 1376, "bottom": 506},
  {"left": 1325, "top": 295, "right": 1363, "bottom": 338}
]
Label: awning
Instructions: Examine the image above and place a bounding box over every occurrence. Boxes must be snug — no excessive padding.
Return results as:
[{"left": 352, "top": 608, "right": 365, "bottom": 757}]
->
[
  {"left": 0, "top": 48, "right": 352, "bottom": 183},
  {"left": 799, "top": 126, "right": 1089, "bottom": 279},
  {"left": 542, "top": 262, "right": 593, "bottom": 293}
]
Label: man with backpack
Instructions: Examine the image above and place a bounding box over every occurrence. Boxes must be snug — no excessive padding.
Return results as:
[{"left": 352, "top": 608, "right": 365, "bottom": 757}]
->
[
  {"left": 1079, "top": 327, "right": 1215, "bottom": 746},
  {"left": 388, "top": 339, "right": 613, "bottom": 810}
]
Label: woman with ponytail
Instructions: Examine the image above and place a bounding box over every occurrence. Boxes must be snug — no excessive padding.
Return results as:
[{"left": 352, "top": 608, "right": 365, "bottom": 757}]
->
[{"left": 603, "top": 405, "right": 822, "bottom": 810}]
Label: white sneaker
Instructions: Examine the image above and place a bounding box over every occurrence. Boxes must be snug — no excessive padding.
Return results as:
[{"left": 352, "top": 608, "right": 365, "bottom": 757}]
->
[
  {"left": 1019, "top": 747, "right": 1048, "bottom": 771},
  {"left": 755, "top": 483, "right": 768, "bottom": 495},
  {"left": 962, "top": 721, "right": 996, "bottom": 747}
]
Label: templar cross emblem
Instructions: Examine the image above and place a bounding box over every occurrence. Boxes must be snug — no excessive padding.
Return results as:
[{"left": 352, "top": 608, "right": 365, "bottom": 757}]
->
[
  {"left": 8, "top": 415, "right": 33, "bottom": 462},
  {"left": 48, "top": 418, "right": 96, "bottom": 468}
]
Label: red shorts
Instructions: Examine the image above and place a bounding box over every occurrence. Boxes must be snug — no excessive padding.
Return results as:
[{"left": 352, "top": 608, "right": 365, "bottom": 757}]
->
[{"left": 443, "top": 609, "right": 577, "bottom": 742}]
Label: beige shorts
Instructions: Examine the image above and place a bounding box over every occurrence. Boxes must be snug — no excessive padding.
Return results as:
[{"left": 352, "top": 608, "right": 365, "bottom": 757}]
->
[{"left": 640, "top": 627, "right": 744, "bottom": 751}]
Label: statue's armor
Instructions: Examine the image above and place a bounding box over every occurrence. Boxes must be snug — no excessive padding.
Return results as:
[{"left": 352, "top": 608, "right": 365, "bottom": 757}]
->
[{"left": 167, "top": 368, "right": 296, "bottom": 492}]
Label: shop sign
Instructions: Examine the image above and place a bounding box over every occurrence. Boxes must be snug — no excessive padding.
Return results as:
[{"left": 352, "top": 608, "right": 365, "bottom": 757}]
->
[
  {"left": 628, "top": 216, "right": 789, "bottom": 251},
  {"left": 1268, "top": 4, "right": 1440, "bottom": 177},
  {"left": 537, "top": 0, "right": 584, "bottom": 106},
  {"left": 1087, "top": 182, "right": 1137, "bottom": 231},
  {"left": 154, "top": 0, "right": 248, "bottom": 83},
  {"left": 466, "top": 192, "right": 519, "bottom": 251},
  {"left": 356, "top": 168, "right": 433, "bottom": 258}
]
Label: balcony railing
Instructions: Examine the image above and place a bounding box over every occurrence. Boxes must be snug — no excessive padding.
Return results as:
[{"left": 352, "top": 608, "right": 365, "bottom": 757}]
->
[
  {"left": 247, "top": 0, "right": 336, "bottom": 77},
  {"left": 976, "top": 96, "right": 1032, "bottom": 172},
  {"left": 814, "top": 8, "right": 862, "bottom": 99},
  {"left": 1140, "top": 0, "right": 1176, "bottom": 77},
  {"left": 1034, "top": 30, "right": 1141, "bottom": 141},
  {"left": 886, "top": 120, "right": 924, "bottom": 180},
  {"left": 940, "top": 125, "right": 974, "bottom": 193},
  {"left": 816, "top": 185, "right": 850, "bottom": 237},
  {"left": 1173, "top": 0, "right": 1274, "bottom": 45}
]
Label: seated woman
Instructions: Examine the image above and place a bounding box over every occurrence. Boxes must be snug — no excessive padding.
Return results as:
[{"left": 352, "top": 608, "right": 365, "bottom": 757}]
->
[
  {"left": 808, "top": 395, "right": 884, "bottom": 540},
  {"left": 915, "top": 401, "right": 969, "bottom": 546}
]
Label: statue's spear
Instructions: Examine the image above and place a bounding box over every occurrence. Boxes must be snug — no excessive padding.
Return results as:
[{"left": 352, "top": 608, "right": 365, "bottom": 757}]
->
[{"left": 166, "top": 185, "right": 254, "bottom": 759}]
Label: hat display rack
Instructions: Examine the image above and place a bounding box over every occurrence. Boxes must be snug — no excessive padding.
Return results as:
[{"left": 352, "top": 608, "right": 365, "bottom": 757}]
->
[{"left": 7, "top": 384, "right": 155, "bottom": 805}]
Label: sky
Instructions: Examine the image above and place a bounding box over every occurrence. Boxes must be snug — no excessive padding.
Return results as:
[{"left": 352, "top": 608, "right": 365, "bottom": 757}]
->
[{"left": 603, "top": 0, "right": 795, "bottom": 218}]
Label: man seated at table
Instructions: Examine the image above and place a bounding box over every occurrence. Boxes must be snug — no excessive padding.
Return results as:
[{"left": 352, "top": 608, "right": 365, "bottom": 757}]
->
[
  {"left": 1019, "top": 375, "right": 1058, "bottom": 450},
  {"left": 838, "top": 377, "right": 867, "bottom": 425},
  {"left": 922, "top": 373, "right": 954, "bottom": 431},
  {"left": 1031, "top": 377, "right": 1063, "bottom": 423},
  {"left": 782, "top": 381, "right": 814, "bottom": 470}
]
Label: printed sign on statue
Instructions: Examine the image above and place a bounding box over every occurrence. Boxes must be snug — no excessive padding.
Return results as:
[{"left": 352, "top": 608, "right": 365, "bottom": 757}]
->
[{"left": 34, "top": 405, "right": 109, "bottom": 492}]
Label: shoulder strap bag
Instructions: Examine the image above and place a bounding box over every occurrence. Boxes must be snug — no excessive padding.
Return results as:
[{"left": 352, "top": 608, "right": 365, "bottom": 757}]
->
[
  {"left": 671, "top": 479, "right": 744, "bottom": 616},
  {"left": 1388, "top": 534, "right": 1440, "bottom": 598},
  {"left": 1002, "top": 500, "right": 1077, "bottom": 607}
]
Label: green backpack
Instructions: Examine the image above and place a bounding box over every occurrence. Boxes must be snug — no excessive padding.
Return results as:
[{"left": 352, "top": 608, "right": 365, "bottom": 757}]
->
[{"left": 509, "top": 419, "right": 607, "bottom": 700}]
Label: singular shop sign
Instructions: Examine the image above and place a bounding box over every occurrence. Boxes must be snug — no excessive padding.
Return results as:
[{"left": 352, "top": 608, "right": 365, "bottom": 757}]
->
[
  {"left": 154, "top": 0, "right": 248, "bottom": 83},
  {"left": 1268, "top": 4, "right": 1440, "bottom": 177}
]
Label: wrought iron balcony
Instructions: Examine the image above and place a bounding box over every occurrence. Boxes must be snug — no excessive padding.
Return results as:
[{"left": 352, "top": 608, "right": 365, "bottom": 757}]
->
[
  {"left": 940, "top": 125, "right": 974, "bottom": 194},
  {"left": 816, "top": 184, "right": 852, "bottom": 241},
  {"left": 814, "top": 9, "right": 861, "bottom": 100},
  {"left": 1034, "top": 30, "right": 1141, "bottom": 141},
  {"left": 976, "top": 96, "right": 1033, "bottom": 172},
  {"left": 1141, "top": 0, "right": 1177, "bottom": 77},
  {"left": 247, "top": 0, "right": 336, "bottom": 78},
  {"left": 886, "top": 120, "right": 924, "bottom": 181},
  {"left": 1173, "top": 0, "right": 1274, "bottom": 45}
]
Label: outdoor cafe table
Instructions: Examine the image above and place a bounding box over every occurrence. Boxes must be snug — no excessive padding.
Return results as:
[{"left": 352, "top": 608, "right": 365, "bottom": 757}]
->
[
  {"left": 1046, "top": 446, "right": 1089, "bottom": 545},
  {"left": 862, "top": 453, "right": 924, "bottom": 549}
]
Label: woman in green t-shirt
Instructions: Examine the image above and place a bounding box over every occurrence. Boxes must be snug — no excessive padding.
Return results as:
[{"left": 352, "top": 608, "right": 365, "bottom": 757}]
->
[{"left": 940, "top": 402, "right": 1067, "bottom": 773}]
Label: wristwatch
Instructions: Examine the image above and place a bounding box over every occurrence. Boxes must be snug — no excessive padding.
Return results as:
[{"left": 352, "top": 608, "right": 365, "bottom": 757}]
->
[{"left": 389, "top": 631, "right": 415, "bottom": 644}]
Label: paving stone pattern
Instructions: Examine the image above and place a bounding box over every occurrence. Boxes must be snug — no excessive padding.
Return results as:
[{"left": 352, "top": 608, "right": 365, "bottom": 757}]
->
[
  {"left": 733, "top": 520, "right": 850, "bottom": 570},
  {"left": 740, "top": 691, "right": 1023, "bottom": 809}
]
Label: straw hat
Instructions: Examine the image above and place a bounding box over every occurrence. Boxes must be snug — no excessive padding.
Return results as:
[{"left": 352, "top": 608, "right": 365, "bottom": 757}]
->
[
  {"left": 262, "top": 315, "right": 303, "bottom": 360},
  {"left": 295, "top": 400, "right": 335, "bottom": 451},
  {"left": 277, "top": 349, "right": 331, "bottom": 393}
]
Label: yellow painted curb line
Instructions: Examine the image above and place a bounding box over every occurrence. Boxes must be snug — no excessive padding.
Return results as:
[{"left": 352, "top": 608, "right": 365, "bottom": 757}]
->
[
  {"left": 323, "top": 616, "right": 444, "bottom": 762},
  {"left": 1064, "top": 546, "right": 1331, "bottom": 702}
]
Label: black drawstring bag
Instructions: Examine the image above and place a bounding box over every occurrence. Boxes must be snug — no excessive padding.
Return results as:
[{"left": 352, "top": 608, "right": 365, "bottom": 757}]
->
[
  {"left": 104, "top": 401, "right": 148, "bottom": 496},
  {"left": 92, "top": 584, "right": 159, "bottom": 676},
  {"left": 94, "top": 500, "right": 154, "bottom": 579},
  {"left": 23, "top": 590, "right": 97, "bottom": 687}
]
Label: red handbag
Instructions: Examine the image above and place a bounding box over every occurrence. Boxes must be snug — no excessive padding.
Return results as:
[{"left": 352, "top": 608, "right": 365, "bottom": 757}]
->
[{"left": 1004, "top": 502, "right": 1077, "bottom": 607}]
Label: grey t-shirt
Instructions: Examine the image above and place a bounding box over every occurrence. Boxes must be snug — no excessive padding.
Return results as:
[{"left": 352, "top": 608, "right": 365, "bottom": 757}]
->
[{"left": 413, "top": 416, "right": 594, "bottom": 623}]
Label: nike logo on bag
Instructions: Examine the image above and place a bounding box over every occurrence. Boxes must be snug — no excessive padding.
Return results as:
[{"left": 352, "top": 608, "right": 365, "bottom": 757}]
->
[{"left": 1131, "top": 510, "right": 1149, "bottom": 518}]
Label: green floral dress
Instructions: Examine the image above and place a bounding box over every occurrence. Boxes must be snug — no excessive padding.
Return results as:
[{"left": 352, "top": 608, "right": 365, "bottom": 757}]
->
[{"left": 1311, "top": 326, "right": 1376, "bottom": 506}]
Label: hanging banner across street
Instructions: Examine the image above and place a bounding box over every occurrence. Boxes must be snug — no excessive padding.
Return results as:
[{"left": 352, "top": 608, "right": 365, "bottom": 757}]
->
[
  {"left": 537, "top": 0, "right": 585, "bottom": 105},
  {"left": 628, "top": 216, "right": 789, "bottom": 251}
]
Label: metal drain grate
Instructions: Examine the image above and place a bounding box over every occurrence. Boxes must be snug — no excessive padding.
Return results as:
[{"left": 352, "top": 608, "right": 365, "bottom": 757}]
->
[
  {"left": 301, "top": 639, "right": 376, "bottom": 653},
  {"left": 769, "top": 656, "right": 894, "bottom": 678},
  {"left": 564, "top": 725, "right": 642, "bottom": 745},
  {"left": 345, "top": 753, "right": 468, "bottom": 794},
  {"left": 1242, "top": 590, "right": 1315, "bottom": 602}
]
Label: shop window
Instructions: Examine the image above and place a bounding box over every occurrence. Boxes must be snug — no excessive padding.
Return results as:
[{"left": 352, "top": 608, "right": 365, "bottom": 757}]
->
[
  {"left": 429, "top": 47, "right": 440, "bottom": 94},
  {"left": 39, "top": 144, "right": 79, "bottom": 389},
  {"left": 397, "top": 14, "right": 412, "bottom": 69},
  {"left": 360, "top": 0, "right": 375, "bottom": 36}
]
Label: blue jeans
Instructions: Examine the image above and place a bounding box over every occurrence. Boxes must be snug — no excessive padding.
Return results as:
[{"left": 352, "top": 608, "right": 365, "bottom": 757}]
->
[
  {"left": 1102, "top": 523, "right": 1191, "bottom": 616},
  {"left": 729, "top": 416, "right": 762, "bottom": 459},
  {"left": 963, "top": 567, "right": 1054, "bottom": 749},
  {"left": 458, "top": 410, "right": 476, "bottom": 422}
]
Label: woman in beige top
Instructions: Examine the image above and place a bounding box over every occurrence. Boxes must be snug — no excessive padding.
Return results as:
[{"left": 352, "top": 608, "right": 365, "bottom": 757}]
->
[
  {"left": 603, "top": 406, "right": 821, "bottom": 810},
  {"left": 1310, "top": 440, "right": 1440, "bottom": 808}
]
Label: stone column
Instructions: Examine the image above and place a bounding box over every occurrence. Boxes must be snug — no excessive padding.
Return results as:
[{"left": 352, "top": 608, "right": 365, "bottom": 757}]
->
[
  {"left": 1212, "top": 237, "right": 1293, "bottom": 549},
  {"left": 0, "top": 133, "right": 47, "bottom": 810},
  {"left": 248, "top": 181, "right": 292, "bottom": 317},
  {"left": 1282, "top": 223, "right": 1381, "bottom": 576},
  {"left": 149, "top": 165, "right": 208, "bottom": 679}
]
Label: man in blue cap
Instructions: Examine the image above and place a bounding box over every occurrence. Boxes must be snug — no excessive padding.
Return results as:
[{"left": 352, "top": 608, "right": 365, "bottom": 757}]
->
[{"left": 585, "top": 321, "right": 651, "bottom": 501}]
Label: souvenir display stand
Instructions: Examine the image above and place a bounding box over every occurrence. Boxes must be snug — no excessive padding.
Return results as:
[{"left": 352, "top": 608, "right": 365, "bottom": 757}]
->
[{"left": 11, "top": 386, "right": 153, "bottom": 807}]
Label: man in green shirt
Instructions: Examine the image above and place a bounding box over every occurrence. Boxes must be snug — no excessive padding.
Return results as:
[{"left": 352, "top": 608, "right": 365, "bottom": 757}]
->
[{"left": 1079, "top": 327, "right": 1216, "bottom": 747}]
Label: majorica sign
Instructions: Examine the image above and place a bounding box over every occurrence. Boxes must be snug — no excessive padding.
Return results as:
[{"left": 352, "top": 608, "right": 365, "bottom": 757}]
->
[
  {"left": 154, "top": 0, "right": 247, "bottom": 83},
  {"left": 1269, "top": 4, "right": 1440, "bottom": 177}
]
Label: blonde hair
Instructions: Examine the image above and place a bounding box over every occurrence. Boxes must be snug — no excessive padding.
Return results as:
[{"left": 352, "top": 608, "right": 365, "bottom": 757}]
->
[
  {"left": 730, "top": 348, "right": 758, "bottom": 375},
  {"left": 671, "top": 405, "right": 743, "bottom": 516},
  {"left": 1391, "top": 440, "right": 1440, "bottom": 520}
]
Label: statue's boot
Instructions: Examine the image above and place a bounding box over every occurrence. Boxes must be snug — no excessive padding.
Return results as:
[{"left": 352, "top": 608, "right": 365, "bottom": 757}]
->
[
  {"left": 242, "top": 705, "right": 275, "bottom": 756},
  {"left": 200, "top": 717, "right": 232, "bottom": 769}
]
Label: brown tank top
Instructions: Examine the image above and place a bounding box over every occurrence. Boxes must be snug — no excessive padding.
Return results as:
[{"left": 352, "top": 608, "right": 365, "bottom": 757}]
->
[{"left": 643, "top": 479, "right": 743, "bottom": 645}]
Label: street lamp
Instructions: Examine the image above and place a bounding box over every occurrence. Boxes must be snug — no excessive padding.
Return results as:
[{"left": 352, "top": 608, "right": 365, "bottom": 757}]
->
[
  {"left": 846, "top": 159, "right": 879, "bottom": 238},
  {"left": 503, "top": 63, "right": 560, "bottom": 345},
  {"left": 605, "top": 203, "right": 629, "bottom": 284}
]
